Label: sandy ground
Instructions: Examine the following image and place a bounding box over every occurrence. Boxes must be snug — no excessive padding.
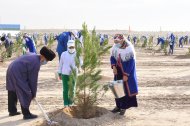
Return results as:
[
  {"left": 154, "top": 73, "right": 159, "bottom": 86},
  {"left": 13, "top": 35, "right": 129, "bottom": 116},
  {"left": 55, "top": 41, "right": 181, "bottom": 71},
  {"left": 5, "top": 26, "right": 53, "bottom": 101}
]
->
[{"left": 0, "top": 43, "right": 190, "bottom": 126}]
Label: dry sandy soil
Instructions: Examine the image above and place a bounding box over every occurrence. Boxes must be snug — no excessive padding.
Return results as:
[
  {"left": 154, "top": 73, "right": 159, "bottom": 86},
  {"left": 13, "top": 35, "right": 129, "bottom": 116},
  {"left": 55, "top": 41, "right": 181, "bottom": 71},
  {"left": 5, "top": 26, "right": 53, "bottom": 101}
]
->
[{"left": 0, "top": 42, "right": 190, "bottom": 126}]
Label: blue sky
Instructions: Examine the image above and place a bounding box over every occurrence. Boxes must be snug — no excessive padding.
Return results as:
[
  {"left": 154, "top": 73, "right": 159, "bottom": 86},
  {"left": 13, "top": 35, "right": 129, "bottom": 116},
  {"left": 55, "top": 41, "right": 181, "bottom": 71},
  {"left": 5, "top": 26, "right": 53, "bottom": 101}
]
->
[{"left": 0, "top": 0, "right": 189, "bottom": 31}]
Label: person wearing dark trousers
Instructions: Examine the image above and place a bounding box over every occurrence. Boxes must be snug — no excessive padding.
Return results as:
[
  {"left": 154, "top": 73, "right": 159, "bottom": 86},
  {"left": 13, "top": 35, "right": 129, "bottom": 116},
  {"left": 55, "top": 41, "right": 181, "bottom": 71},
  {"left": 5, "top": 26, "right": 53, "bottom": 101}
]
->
[
  {"left": 6, "top": 46, "right": 56, "bottom": 119},
  {"left": 8, "top": 91, "right": 33, "bottom": 117},
  {"left": 8, "top": 91, "right": 20, "bottom": 116}
]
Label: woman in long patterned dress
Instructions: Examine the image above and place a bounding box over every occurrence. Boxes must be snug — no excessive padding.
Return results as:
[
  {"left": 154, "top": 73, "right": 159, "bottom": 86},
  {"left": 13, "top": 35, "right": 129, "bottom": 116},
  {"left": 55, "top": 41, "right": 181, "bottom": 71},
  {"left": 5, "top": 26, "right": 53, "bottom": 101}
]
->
[{"left": 110, "top": 34, "right": 138, "bottom": 115}]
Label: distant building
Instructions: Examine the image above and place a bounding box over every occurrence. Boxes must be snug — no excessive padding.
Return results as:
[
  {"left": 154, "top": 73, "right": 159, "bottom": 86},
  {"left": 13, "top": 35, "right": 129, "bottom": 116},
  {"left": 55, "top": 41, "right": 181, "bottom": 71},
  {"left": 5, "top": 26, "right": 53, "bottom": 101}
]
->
[{"left": 0, "top": 24, "right": 20, "bottom": 36}]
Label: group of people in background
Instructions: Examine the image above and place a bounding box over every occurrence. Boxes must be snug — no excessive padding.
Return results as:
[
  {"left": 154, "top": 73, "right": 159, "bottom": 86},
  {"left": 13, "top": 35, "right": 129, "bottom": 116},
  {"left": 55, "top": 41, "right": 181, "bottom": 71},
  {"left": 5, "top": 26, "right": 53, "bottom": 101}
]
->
[
  {"left": 2, "top": 30, "right": 190, "bottom": 120},
  {"left": 129, "top": 33, "right": 190, "bottom": 55},
  {"left": 2, "top": 31, "right": 190, "bottom": 60}
]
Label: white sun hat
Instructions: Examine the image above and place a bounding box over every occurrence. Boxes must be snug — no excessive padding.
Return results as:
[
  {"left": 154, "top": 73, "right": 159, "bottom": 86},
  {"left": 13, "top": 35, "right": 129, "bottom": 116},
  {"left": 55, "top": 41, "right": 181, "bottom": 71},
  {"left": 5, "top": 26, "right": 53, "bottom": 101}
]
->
[{"left": 67, "top": 40, "right": 75, "bottom": 47}]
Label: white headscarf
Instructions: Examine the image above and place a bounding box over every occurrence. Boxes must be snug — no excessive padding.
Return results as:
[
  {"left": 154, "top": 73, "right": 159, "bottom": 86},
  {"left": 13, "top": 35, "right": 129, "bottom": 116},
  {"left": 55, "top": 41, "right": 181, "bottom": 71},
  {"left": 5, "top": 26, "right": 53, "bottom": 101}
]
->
[{"left": 111, "top": 39, "right": 136, "bottom": 62}]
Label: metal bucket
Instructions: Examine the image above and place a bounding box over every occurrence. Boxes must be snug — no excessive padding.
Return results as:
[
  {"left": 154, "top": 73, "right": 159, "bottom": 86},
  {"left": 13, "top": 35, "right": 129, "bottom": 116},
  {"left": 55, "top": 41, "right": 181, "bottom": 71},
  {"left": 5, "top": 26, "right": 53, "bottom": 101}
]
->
[{"left": 109, "top": 80, "right": 125, "bottom": 98}]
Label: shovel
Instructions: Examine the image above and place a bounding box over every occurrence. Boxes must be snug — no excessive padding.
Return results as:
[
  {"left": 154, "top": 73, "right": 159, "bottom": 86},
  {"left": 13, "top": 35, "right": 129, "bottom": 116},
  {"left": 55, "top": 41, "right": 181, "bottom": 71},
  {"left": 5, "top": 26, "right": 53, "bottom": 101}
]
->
[{"left": 34, "top": 98, "right": 58, "bottom": 125}]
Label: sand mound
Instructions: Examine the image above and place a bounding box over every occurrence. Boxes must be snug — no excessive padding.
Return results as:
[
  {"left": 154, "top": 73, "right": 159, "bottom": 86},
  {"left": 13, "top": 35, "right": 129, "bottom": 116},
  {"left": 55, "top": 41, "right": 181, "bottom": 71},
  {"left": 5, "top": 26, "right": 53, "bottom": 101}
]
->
[{"left": 35, "top": 106, "right": 123, "bottom": 126}]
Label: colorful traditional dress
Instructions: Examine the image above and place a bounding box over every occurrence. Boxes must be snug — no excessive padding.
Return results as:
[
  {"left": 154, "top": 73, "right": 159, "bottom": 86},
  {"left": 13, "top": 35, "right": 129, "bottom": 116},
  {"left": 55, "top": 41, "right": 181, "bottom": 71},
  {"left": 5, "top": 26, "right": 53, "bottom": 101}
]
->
[{"left": 110, "top": 41, "right": 138, "bottom": 109}]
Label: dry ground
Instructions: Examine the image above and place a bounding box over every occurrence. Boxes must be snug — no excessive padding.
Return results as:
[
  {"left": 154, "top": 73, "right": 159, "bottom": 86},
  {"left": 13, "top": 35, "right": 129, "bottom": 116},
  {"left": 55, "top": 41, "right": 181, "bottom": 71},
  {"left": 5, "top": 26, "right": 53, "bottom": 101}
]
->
[{"left": 0, "top": 43, "right": 190, "bottom": 126}]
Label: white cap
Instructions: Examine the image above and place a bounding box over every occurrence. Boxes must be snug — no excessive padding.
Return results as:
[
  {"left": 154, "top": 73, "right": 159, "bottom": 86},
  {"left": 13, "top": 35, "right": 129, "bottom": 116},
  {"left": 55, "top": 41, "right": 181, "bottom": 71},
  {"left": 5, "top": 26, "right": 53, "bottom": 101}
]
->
[{"left": 67, "top": 40, "right": 75, "bottom": 47}]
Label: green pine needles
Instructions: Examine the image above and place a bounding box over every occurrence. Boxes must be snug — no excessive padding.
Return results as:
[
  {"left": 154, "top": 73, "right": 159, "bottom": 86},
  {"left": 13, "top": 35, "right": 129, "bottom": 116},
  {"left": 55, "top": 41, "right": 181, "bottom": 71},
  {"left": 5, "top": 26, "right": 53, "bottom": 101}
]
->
[{"left": 70, "top": 23, "right": 111, "bottom": 118}]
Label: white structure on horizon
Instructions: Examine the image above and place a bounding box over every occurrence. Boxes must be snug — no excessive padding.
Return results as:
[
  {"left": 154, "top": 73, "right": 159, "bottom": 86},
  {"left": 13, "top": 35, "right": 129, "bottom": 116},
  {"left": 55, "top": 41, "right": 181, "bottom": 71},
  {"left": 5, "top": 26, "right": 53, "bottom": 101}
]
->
[{"left": 0, "top": 24, "right": 20, "bottom": 36}]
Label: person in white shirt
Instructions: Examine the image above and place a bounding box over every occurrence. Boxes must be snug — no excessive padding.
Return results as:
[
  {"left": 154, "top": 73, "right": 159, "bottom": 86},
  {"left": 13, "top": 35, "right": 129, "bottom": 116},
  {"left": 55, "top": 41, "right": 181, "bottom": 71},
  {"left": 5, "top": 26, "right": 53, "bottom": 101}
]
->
[{"left": 58, "top": 40, "right": 81, "bottom": 107}]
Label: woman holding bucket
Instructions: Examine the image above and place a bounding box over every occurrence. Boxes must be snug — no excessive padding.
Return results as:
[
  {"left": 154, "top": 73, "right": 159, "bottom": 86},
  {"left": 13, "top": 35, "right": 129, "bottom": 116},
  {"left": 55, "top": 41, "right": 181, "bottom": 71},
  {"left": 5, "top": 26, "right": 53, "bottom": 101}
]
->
[{"left": 110, "top": 34, "right": 138, "bottom": 115}]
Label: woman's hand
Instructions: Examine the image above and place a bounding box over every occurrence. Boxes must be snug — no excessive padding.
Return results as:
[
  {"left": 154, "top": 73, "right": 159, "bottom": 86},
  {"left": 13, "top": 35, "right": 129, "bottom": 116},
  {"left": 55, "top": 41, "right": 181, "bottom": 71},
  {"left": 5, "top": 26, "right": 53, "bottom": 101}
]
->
[
  {"left": 123, "top": 75, "right": 128, "bottom": 82},
  {"left": 113, "top": 66, "right": 117, "bottom": 75}
]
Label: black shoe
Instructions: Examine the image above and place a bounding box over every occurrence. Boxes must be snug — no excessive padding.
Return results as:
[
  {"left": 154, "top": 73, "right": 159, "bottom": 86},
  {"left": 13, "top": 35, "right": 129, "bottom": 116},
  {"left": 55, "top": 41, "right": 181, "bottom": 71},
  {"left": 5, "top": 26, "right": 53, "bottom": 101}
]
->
[
  {"left": 23, "top": 113, "right": 38, "bottom": 120},
  {"left": 9, "top": 112, "right": 21, "bottom": 116},
  {"left": 111, "top": 107, "right": 120, "bottom": 113},
  {"left": 119, "top": 109, "right": 126, "bottom": 115}
]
